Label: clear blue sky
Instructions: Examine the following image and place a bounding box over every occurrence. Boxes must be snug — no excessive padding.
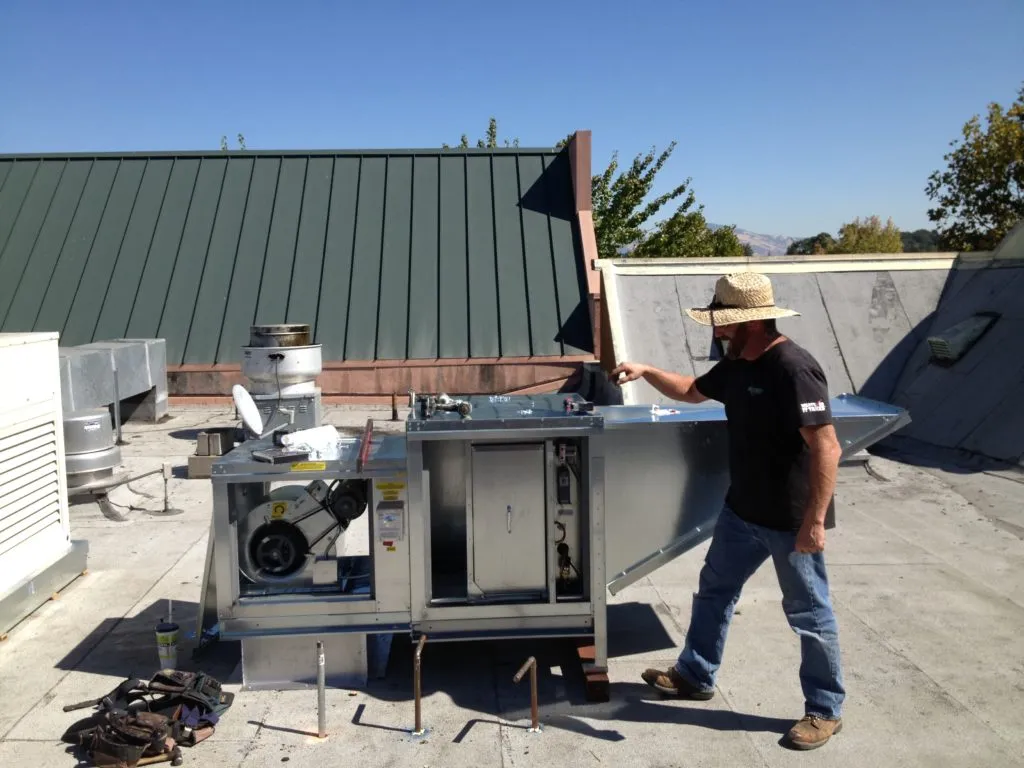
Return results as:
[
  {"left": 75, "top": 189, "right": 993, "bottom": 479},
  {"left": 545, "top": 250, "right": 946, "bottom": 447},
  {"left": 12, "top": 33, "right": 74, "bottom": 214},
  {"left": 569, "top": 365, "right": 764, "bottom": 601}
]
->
[{"left": 1, "top": 0, "right": 1021, "bottom": 237}]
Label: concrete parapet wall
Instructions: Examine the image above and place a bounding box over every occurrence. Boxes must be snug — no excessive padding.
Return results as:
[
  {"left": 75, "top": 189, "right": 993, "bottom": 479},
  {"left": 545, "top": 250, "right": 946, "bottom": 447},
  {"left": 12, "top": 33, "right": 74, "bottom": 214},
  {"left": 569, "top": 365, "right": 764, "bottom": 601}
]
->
[{"left": 599, "top": 240, "right": 1024, "bottom": 464}]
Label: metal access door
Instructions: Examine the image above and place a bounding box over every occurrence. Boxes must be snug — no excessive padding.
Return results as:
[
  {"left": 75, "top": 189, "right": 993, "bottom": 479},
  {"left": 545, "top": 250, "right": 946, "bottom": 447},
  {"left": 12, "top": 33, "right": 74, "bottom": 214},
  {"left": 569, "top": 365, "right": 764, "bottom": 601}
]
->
[{"left": 467, "top": 443, "right": 548, "bottom": 597}]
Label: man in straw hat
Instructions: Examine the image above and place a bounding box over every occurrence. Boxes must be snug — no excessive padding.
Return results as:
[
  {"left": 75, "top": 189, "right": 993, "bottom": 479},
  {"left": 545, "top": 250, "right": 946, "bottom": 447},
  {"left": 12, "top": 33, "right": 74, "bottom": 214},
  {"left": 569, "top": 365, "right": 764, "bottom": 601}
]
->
[{"left": 611, "top": 271, "right": 845, "bottom": 750}]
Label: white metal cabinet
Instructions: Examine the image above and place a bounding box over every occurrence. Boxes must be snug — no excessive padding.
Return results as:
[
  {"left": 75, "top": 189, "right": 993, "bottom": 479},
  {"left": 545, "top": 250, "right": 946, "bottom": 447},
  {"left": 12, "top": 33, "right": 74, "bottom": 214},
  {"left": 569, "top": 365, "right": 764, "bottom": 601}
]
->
[{"left": 0, "top": 333, "right": 72, "bottom": 600}]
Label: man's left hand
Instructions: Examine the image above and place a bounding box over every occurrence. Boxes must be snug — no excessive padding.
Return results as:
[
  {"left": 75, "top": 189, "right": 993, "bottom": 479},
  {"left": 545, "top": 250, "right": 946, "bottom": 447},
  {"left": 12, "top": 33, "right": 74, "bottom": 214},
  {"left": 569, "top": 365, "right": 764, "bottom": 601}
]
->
[{"left": 796, "top": 521, "right": 826, "bottom": 553}]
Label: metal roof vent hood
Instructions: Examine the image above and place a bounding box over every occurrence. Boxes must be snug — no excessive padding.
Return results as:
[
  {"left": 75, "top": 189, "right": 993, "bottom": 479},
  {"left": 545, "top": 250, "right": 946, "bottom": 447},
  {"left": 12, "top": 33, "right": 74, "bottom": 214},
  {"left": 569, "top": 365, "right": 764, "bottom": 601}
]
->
[{"left": 927, "top": 312, "right": 999, "bottom": 366}]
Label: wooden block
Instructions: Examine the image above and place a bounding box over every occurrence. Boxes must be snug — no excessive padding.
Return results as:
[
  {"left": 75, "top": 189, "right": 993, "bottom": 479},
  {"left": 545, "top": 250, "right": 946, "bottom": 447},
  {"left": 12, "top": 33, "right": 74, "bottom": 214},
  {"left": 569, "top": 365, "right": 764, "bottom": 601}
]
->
[
  {"left": 583, "top": 668, "right": 610, "bottom": 703},
  {"left": 574, "top": 639, "right": 609, "bottom": 702},
  {"left": 576, "top": 640, "right": 596, "bottom": 664},
  {"left": 207, "top": 429, "right": 231, "bottom": 456},
  {"left": 188, "top": 454, "right": 217, "bottom": 479}
]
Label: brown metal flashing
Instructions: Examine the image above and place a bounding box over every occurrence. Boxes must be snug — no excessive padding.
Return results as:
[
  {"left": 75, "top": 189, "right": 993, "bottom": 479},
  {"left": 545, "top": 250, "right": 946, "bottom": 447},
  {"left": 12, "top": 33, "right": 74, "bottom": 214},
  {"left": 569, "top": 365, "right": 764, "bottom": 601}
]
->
[
  {"left": 567, "top": 130, "right": 602, "bottom": 356},
  {"left": 166, "top": 356, "right": 592, "bottom": 399},
  {"left": 597, "top": 278, "right": 616, "bottom": 373},
  {"left": 568, "top": 131, "right": 592, "bottom": 212}
]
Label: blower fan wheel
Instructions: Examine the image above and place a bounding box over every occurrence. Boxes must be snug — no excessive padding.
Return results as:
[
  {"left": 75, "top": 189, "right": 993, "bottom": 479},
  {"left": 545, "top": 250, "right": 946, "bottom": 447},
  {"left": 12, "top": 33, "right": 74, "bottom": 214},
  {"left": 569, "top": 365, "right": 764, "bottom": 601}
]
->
[{"left": 247, "top": 520, "right": 309, "bottom": 579}]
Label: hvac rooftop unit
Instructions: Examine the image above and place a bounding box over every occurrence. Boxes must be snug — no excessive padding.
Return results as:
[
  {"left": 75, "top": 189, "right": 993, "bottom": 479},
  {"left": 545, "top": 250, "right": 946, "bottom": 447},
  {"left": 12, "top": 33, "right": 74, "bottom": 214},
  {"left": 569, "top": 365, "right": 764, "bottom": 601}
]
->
[{"left": 0, "top": 333, "right": 88, "bottom": 637}]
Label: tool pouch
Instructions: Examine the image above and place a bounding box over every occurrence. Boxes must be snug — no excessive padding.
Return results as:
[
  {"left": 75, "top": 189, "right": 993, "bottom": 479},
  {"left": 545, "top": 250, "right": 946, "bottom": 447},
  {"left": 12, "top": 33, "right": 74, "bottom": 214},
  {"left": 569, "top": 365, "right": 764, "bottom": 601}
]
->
[
  {"left": 148, "top": 669, "right": 235, "bottom": 720},
  {"left": 64, "top": 709, "right": 175, "bottom": 768}
]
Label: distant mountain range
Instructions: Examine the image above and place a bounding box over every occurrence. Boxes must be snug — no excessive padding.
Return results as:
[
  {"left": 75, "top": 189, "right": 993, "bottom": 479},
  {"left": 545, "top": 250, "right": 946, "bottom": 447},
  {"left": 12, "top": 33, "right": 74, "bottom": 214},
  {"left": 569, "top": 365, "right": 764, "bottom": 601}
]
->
[
  {"left": 706, "top": 225, "right": 796, "bottom": 256},
  {"left": 715, "top": 226, "right": 940, "bottom": 255},
  {"left": 629, "top": 224, "right": 939, "bottom": 258},
  {"left": 729, "top": 228, "right": 796, "bottom": 256}
]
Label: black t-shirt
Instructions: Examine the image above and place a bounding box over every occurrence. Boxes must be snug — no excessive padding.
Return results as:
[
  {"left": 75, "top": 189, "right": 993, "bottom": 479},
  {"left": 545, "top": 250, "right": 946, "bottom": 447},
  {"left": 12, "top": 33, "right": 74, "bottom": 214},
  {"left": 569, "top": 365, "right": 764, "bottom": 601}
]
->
[{"left": 694, "top": 338, "right": 834, "bottom": 532}]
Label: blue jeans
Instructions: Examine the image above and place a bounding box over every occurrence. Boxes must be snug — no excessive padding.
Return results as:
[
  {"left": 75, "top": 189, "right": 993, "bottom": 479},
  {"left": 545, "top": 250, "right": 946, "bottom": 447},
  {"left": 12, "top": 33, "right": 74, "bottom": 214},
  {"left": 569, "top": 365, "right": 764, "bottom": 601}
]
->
[{"left": 675, "top": 505, "right": 845, "bottom": 719}]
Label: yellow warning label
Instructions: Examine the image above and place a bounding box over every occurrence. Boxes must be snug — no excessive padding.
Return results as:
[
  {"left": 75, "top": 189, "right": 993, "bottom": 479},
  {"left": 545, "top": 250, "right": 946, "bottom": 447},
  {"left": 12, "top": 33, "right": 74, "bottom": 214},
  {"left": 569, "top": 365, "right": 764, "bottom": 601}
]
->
[
  {"left": 291, "top": 461, "right": 327, "bottom": 472},
  {"left": 386, "top": 546, "right": 396, "bottom": 552},
  {"left": 375, "top": 480, "right": 406, "bottom": 491},
  {"left": 382, "top": 491, "right": 399, "bottom": 501},
  {"left": 270, "top": 501, "right": 288, "bottom": 519}
]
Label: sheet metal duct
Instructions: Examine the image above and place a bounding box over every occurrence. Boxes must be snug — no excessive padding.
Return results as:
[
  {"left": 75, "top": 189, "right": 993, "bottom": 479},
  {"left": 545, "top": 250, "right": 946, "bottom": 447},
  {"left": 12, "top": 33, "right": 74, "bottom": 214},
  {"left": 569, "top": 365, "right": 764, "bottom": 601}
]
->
[{"left": 58, "top": 339, "right": 168, "bottom": 422}]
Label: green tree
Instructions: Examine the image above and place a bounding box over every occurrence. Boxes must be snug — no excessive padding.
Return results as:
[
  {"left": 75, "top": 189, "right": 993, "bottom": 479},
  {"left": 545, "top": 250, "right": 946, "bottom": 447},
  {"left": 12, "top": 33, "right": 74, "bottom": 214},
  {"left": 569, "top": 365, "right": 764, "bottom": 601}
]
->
[
  {"left": 834, "top": 215, "right": 903, "bottom": 253},
  {"left": 443, "top": 117, "right": 519, "bottom": 149},
  {"left": 591, "top": 143, "right": 743, "bottom": 258},
  {"left": 787, "top": 232, "right": 837, "bottom": 255},
  {"left": 925, "top": 83, "right": 1024, "bottom": 250},
  {"left": 220, "top": 133, "right": 246, "bottom": 150},
  {"left": 900, "top": 229, "right": 940, "bottom": 252},
  {"left": 787, "top": 218, "right": 907, "bottom": 255},
  {"left": 449, "top": 119, "right": 744, "bottom": 258}
]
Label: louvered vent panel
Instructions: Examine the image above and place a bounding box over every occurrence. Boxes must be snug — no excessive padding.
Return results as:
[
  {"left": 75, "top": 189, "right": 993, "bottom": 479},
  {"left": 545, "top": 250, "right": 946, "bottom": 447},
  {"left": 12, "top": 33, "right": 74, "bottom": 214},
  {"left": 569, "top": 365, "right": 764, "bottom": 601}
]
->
[{"left": 0, "top": 419, "right": 60, "bottom": 558}]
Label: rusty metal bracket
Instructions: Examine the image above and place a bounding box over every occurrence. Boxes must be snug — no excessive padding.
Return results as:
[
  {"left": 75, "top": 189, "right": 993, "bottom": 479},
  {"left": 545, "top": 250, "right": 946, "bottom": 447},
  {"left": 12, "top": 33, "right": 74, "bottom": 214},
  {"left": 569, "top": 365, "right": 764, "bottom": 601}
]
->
[
  {"left": 356, "top": 418, "right": 374, "bottom": 473},
  {"left": 513, "top": 656, "right": 541, "bottom": 732},
  {"left": 413, "top": 634, "right": 427, "bottom": 735}
]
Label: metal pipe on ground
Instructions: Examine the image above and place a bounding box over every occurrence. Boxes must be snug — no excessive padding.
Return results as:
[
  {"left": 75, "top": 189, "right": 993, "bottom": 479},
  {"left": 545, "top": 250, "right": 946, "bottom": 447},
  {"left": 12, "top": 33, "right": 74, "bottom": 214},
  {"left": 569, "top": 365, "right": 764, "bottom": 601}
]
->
[
  {"left": 513, "top": 656, "right": 540, "bottom": 732},
  {"left": 413, "top": 634, "right": 427, "bottom": 735}
]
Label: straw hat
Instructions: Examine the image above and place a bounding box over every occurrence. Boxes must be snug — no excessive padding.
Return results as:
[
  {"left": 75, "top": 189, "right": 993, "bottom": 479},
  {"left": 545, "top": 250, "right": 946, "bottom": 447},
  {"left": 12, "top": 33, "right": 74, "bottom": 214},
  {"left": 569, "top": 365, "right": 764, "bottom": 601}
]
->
[{"left": 685, "top": 272, "right": 799, "bottom": 326}]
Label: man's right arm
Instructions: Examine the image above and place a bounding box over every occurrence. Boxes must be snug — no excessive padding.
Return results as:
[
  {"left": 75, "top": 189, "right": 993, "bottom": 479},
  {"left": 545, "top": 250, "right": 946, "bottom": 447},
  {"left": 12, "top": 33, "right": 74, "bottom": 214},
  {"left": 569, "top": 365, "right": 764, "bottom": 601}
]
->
[{"left": 610, "top": 362, "right": 710, "bottom": 403}]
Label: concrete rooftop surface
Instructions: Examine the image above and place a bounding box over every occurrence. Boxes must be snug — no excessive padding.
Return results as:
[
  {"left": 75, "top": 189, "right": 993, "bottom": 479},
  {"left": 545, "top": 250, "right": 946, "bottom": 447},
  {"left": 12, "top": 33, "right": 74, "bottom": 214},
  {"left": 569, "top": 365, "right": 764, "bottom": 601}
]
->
[{"left": 1, "top": 405, "right": 1023, "bottom": 768}]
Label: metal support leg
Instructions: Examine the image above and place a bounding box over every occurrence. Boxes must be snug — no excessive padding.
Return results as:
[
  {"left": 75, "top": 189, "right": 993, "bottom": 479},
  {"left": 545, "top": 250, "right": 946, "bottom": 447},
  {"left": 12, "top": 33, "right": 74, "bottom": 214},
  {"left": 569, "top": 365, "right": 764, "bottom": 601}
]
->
[
  {"left": 357, "top": 419, "right": 374, "bottom": 472},
  {"left": 513, "top": 656, "right": 540, "bottom": 732},
  {"left": 162, "top": 463, "right": 172, "bottom": 514},
  {"left": 413, "top": 634, "right": 427, "bottom": 735},
  {"left": 316, "top": 640, "right": 326, "bottom": 738},
  {"left": 110, "top": 352, "right": 124, "bottom": 445}
]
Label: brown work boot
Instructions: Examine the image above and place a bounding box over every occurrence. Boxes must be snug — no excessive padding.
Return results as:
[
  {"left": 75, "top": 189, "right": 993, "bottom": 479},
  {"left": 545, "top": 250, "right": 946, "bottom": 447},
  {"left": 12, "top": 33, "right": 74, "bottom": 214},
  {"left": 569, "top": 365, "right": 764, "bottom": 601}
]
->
[
  {"left": 640, "top": 666, "right": 714, "bottom": 700},
  {"left": 785, "top": 714, "right": 843, "bottom": 750}
]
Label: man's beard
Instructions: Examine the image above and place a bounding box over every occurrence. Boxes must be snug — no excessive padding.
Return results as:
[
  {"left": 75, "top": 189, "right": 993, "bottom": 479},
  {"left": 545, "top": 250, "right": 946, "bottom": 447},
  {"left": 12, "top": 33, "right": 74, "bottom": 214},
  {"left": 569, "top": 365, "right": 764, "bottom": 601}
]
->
[{"left": 724, "top": 324, "right": 749, "bottom": 359}]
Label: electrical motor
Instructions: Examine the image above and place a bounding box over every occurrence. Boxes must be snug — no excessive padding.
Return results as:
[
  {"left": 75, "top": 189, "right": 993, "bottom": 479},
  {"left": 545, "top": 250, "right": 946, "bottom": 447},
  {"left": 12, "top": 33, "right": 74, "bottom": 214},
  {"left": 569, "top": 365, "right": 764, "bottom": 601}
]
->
[{"left": 238, "top": 479, "right": 369, "bottom": 584}]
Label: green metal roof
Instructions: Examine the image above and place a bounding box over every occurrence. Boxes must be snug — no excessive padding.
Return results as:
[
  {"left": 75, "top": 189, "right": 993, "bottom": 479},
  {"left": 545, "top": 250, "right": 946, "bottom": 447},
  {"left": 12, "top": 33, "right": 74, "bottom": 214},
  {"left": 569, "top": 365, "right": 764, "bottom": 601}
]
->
[{"left": 0, "top": 148, "right": 592, "bottom": 365}]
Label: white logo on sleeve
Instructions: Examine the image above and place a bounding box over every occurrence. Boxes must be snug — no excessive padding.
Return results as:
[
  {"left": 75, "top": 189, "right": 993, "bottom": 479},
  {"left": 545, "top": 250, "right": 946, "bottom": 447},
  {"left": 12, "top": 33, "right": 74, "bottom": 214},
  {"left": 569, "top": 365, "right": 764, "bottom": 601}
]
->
[{"left": 800, "top": 400, "right": 827, "bottom": 413}]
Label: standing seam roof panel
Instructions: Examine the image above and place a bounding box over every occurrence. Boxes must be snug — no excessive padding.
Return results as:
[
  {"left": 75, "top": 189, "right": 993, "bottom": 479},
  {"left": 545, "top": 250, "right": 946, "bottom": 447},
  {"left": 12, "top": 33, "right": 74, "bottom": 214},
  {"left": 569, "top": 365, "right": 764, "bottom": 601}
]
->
[
  {"left": 0, "top": 147, "right": 592, "bottom": 364},
  {"left": 345, "top": 156, "right": 386, "bottom": 361},
  {"left": 126, "top": 159, "right": 200, "bottom": 340},
  {"left": 437, "top": 155, "right": 468, "bottom": 358},
  {"left": 216, "top": 157, "right": 280, "bottom": 363},
  {"left": 30, "top": 159, "right": 120, "bottom": 335},
  {"left": 314, "top": 156, "right": 360, "bottom": 362},
  {"left": 407, "top": 156, "right": 439, "bottom": 359},
  {"left": 466, "top": 155, "right": 499, "bottom": 358},
  {"left": 5, "top": 158, "right": 98, "bottom": 330},
  {"left": 0, "top": 161, "right": 70, "bottom": 327},
  {"left": 493, "top": 155, "right": 530, "bottom": 357},
  {"left": 0, "top": 162, "right": 40, "bottom": 259},
  {"left": 159, "top": 157, "right": 228, "bottom": 365},
  {"left": 61, "top": 160, "right": 147, "bottom": 347},
  {"left": 92, "top": 159, "right": 173, "bottom": 341},
  {"left": 376, "top": 156, "right": 412, "bottom": 360},
  {"left": 183, "top": 157, "right": 254, "bottom": 365},
  {"left": 519, "top": 153, "right": 562, "bottom": 357},
  {"left": 286, "top": 156, "right": 332, "bottom": 334}
]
